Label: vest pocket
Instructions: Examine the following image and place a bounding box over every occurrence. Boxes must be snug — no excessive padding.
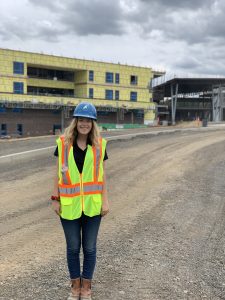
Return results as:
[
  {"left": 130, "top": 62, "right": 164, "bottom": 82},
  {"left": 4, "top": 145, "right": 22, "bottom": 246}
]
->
[
  {"left": 60, "top": 197, "right": 73, "bottom": 206},
  {"left": 60, "top": 196, "right": 82, "bottom": 220},
  {"left": 84, "top": 194, "right": 102, "bottom": 217}
]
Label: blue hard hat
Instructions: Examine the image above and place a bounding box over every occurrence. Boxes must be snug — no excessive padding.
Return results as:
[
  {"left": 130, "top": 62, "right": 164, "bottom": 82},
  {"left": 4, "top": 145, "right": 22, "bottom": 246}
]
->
[{"left": 73, "top": 102, "right": 97, "bottom": 120}]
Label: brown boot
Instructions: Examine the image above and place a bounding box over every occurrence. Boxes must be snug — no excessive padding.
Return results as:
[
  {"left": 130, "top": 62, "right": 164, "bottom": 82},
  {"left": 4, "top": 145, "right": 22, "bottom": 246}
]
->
[
  {"left": 80, "top": 278, "right": 92, "bottom": 300},
  {"left": 67, "top": 278, "right": 81, "bottom": 300}
]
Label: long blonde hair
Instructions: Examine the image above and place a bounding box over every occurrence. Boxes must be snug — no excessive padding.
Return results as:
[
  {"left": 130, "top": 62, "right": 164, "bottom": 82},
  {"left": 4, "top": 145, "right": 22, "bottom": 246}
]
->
[{"left": 64, "top": 118, "right": 101, "bottom": 147}]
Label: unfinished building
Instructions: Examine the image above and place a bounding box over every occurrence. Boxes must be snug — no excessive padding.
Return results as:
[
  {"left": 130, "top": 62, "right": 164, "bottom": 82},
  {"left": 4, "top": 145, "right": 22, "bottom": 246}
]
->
[
  {"left": 0, "top": 48, "right": 164, "bottom": 137},
  {"left": 151, "top": 74, "right": 225, "bottom": 124}
]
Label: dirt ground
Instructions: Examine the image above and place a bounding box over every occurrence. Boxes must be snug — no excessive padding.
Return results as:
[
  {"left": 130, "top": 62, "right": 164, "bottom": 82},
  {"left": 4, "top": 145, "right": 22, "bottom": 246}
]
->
[{"left": 0, "top": 129, "right": 225, "bottom": 299}]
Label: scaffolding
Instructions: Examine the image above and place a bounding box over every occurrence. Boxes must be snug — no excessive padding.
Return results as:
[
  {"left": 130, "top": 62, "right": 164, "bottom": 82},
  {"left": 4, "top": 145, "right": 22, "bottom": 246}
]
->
[
  {"left": 0, "top": 100, "right": 65, "bottom": 110},
  {"left": 212, "top": 85, "right": 225, "bottom": 122}
]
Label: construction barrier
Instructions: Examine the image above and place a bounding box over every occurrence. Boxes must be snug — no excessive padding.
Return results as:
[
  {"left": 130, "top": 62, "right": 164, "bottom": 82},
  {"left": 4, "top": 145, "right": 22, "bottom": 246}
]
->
[{"left": 98, "top": 123, "right": 148, "bottom": 130}]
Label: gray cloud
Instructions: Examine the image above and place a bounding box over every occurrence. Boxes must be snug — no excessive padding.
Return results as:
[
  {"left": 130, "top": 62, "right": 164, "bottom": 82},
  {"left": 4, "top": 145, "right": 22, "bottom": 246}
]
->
[
  {"left": 25, "top": 0, "right": 225, "bottom": 45},
  {"left": 126, "top": 0, "right": 225, "bottom": 46},
  {"left": 140, "top": 0, "right": 211, "bottom": 9},
  {"left": 0, "top": 0, "right": 67, "bottom": 42},
  {"left": 174, "top": 56, "right": 202, "bottom": 70},
  {"left": 27, "top": 0, "right": 125, "bottom": 36},
  {"left": 0, "top": 17, "right": 65, "bottom": 42},
  {"left": 28, "top": 0, "right": 62, "bottom": 12},
  {"left": 57, "top": 0, "right": 125, "bottom": 36},
  {"left": 1, "top": 0, "right": 225, "bottom": 75}
]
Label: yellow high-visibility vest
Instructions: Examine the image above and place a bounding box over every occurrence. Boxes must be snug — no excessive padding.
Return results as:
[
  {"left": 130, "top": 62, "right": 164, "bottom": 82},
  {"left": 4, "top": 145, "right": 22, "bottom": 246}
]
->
[{"left": 57, "top": 136, "right": 107, "bottom": 220}]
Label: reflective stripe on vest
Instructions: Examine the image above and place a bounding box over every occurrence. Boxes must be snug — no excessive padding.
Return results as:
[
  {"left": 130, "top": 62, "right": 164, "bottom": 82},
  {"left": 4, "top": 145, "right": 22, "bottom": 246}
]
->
[
  {"left": 83, "top": 183, "right": 103, "bottom": 193},
  {"left": 59, "top": 184, "right": 81, "bottom": 196},
  {"left": 58, "top": 183, "right": 103, "bottom": 197},
  {"left": 92, "top": 138, "right": 102, "bottom": 182},
  {"left": 61, "top": 137, "right": 72, "bottom": 185}
]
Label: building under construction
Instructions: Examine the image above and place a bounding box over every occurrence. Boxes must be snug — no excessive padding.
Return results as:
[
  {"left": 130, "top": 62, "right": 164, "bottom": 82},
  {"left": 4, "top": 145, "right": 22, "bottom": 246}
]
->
[
  {"left": 151, "top": 74, "right": 225, "bottom": 124},
  {"left": 0, "top": 48, "right": 163, "bottom": 137}
]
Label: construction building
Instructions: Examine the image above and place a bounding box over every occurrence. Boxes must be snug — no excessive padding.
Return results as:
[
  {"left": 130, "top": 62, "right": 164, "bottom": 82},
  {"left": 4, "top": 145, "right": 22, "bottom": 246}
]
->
[
  {"left": 0, "top": 48, "right": 163, "bottom": 137},
  {"left": 151, "top": 74, "right": 225, "bottom": 124}
]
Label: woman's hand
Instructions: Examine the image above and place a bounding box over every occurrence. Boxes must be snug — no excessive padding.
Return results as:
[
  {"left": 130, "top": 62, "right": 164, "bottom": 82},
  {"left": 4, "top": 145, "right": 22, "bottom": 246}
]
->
[
  {"left": 101, "top": 200, "right": 109, "bottom": 217},
  {"left": 52, "top": 200, "right": 61, "bottom": 216}
]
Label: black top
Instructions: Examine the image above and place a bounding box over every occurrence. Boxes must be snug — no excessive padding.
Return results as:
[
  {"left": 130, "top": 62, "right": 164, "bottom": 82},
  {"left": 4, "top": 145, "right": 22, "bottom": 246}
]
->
[{"left": 54, "top": 139, "right": 108, "bottom": 174}]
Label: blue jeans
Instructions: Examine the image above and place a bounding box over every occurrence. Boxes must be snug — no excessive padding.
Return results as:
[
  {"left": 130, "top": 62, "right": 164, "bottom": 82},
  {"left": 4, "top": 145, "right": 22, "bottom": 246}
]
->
[{"left": 60, "top": 213, "right": 101, "bottom": 280}]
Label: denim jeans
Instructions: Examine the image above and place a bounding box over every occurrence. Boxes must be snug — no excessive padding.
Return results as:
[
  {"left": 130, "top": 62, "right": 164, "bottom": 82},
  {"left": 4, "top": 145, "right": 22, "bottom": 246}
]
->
[{"left": 60, "top": 213, "right": 101, "bottom": 280}]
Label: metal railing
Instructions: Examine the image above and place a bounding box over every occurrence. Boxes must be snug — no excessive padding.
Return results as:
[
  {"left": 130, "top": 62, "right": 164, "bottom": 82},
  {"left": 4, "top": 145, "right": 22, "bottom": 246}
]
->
[{"left": 151, "top": 73, "right": 225, "bottom": 88}]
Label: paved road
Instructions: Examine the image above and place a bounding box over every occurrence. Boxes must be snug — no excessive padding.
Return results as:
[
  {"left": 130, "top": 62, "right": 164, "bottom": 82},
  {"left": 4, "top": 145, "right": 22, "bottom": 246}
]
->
[
  {"left": 1, "top": 124, "right": 225, "bottom": 158},
  {"left": 0, "top": 127, "right": 174, "bottom": 157}
]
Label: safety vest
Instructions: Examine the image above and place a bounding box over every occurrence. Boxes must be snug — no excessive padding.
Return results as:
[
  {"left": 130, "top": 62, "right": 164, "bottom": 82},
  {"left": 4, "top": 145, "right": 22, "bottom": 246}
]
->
[{"left": 57, "top": 136, "right": 107, "bottom": 220}]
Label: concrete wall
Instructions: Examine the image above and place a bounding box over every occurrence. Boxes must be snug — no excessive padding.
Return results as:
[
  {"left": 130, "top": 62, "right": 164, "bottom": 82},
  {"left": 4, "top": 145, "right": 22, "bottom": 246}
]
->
[
  {"left": 0, "top": 109, "right": 62, "bottom": 136},
  {"left": 0, "top": 108, "right": 144, "bottom": 137}
]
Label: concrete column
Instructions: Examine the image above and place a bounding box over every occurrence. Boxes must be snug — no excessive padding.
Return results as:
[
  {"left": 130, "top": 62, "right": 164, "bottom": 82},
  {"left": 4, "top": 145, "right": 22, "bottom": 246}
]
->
[
  {"left": 170, "top": 83, "right": 178, "bottom": 125},
  {"left": 116, "top": 109, "right": 119, "bottom": 124},
  {"left": 131, "top": 111, "right": 134, "bottom": 124}
]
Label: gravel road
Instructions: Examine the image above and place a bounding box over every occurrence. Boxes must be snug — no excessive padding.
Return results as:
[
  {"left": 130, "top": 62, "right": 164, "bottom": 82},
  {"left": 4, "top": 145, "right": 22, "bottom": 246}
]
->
[{"left": 0, "top": 129, "right": 225, "bottom": 299}]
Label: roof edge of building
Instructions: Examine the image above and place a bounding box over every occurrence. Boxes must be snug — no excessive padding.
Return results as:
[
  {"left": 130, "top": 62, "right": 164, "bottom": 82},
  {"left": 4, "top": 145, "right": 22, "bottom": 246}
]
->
[{"left": 0, "top": 47, "right": 153, "bottom": 71}]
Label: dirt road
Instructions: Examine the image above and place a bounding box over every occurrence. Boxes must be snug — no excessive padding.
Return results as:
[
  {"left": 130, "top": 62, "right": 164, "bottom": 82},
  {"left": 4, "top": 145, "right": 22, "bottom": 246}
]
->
[{"left": 1, "top": 129, "right": 225, "bottom": 299}]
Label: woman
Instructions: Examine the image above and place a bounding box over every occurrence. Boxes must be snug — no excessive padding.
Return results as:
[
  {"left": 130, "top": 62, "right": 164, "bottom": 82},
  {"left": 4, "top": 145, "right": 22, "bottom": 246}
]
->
[{"left": 51, "top": 102, "right": 109, "bottom": 300}]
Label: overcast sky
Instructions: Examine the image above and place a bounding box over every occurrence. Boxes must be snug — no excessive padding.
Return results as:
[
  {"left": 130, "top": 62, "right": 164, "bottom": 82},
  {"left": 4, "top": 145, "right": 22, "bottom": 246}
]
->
[{"left": 0, "top": 0, "right": 225, "bottom": 75}]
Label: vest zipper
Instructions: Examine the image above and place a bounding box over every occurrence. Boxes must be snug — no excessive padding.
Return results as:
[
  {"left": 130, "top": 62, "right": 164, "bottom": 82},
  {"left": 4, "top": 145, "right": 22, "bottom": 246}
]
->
[{"left": 80, "top": 173, "right": 84, "bottom": 212}]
